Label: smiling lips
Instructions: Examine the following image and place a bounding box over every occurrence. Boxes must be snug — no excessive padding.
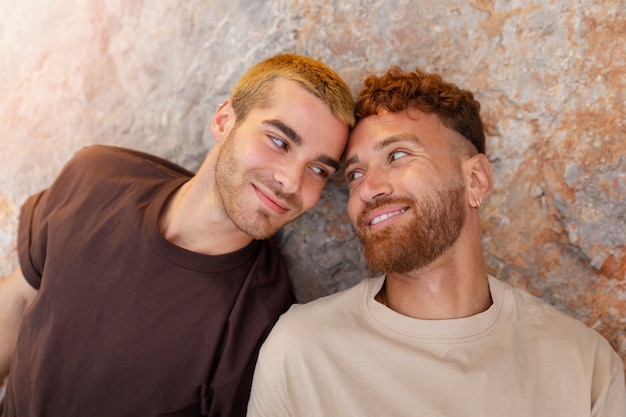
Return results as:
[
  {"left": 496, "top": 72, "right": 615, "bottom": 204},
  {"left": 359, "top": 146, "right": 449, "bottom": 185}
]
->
[
  {"left": 253, "top": 184, "right": 290, "bottom": 215},
  {"left": 366, "top": 206, "right": 409, "bottom": 227}
]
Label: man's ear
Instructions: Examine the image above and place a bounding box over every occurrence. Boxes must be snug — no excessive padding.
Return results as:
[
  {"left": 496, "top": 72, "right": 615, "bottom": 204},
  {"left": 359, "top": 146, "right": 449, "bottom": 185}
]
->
[
  {"left": 210, "top": 99, "right": 236, "bottom": 143},
  {"left": 463, "top": 153, "right": 493, "bottom": 208}
]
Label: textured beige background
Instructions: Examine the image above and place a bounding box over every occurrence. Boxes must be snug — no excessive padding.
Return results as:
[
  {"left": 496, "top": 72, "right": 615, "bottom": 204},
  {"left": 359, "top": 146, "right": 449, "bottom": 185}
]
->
[{"left": 1, "top": 0, "right": 625, "bottom": 374}]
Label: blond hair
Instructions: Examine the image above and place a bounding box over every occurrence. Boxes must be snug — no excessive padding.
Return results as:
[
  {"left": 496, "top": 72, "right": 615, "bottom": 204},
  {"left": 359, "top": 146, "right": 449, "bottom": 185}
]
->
[{"left": 231, "top": 53, "right": 355, "bottom": 127}]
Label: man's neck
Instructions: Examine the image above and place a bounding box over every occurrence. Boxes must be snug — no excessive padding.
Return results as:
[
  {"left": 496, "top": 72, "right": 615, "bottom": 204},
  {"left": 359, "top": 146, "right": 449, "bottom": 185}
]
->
[
  {"left": 381, "top": 247, "right": 492, "bottom": 320},
  {"left": 158, "top": 173, "right": 254, "bottom": 256}
]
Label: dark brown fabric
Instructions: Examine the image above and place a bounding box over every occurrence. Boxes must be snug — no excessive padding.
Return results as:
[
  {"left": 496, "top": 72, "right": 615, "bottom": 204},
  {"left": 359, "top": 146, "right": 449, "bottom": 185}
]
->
[{"left": 2, "top": 145, "right": 294, "bottom": 417}]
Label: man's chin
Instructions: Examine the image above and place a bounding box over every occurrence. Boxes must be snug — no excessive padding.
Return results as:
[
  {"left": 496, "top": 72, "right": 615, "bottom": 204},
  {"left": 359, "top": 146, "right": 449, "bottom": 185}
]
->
[
  {"left": 363, "top": 240, "right": 405, "bottom": 273},
  {"left": 365, "top": 256, "right": 416, "bottom": 275},
  {"left": 236, "top": 219, "right": 281, "bottom": 241},
  {"left": 242, "top": 227, "right": 275, "bottom": 241}
]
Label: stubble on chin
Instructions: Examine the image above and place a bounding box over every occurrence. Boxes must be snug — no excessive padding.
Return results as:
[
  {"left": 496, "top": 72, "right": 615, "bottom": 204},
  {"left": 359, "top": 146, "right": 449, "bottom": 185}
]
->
[{"left": 222, "top": 181, "right": 305, "bottom": 240}]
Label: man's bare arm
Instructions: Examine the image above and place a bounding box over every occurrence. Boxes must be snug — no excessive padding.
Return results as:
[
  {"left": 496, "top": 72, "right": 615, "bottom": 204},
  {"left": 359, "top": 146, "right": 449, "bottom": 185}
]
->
[{"left": 0, "top": 267, "right": 37, "bottom": 378}]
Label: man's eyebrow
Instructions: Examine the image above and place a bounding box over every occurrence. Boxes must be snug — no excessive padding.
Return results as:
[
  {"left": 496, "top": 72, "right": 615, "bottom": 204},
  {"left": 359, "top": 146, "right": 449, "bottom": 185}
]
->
[
  {"left": 344, "top": 154, "right": 359, "bottom": 171},
  {"left": 318, "top": 155, "right": 340, "bottom": 172},
  {"left": 264, "top": 119, "right": 340, "bottom": 171},
  {"left": 264, "top": 119, "right": 302, "bottom": 146},
  {"left": 377, "top": 133, "right": 423, "bottom": 150}
]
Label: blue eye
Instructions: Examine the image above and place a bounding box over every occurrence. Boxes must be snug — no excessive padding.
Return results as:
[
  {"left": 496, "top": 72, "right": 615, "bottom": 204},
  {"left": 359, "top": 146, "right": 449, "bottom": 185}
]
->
[
  {"left": 271, "top": 136, "right": 288, "bottom": 150},
  {"left": 390, "top": 150, "right": 408, "bottom": 161},
  {"left": 345, "top": 170, "right": 363, "bottom": 183},
  {"left": 311, "top": 166, "right": 330, "bottom": 179}
]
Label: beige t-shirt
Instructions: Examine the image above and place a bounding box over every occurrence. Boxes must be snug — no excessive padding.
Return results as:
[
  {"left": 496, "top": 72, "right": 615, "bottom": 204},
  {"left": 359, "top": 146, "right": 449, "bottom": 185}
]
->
[{"left": 248, "top": 276, "right": 626, "bottom": 417}]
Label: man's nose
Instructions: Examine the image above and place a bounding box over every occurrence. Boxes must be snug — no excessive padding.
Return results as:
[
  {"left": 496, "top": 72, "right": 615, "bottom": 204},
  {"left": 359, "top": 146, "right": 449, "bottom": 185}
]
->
[
  {"left": 273, "top": 161, "right": 304, "bottom": 195},
  {"left": 359, "top": 168, "right": 393, "bottom": 202}
]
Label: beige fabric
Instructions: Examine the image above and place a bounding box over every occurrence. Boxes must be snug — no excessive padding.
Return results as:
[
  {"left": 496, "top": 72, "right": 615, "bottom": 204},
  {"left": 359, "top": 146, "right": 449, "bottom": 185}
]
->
[{"left": 248, "top": 276, "right": 626, "bottom": 417}]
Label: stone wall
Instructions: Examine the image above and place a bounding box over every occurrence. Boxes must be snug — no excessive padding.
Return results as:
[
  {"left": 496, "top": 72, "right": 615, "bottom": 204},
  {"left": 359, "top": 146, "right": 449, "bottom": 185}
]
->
[{"left": 1, "top": 0, "right": 624, "bottom": 375}]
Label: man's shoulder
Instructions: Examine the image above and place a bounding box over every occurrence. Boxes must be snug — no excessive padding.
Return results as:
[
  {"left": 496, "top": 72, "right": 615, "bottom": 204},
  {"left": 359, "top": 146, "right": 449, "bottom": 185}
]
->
[
  {"left": 37, "top": 145, "right": 192, "bottom": 216},
  {"left": 494, "top": 276, "right": 573, "bottom": 319},
  {"left": 493, "top": 276, "right": 613, "bottom": 346},
  {"left": 69, "top": 145, "right": 194, "bottom": 177},
  {"left": 269, "top": 280, "right": 367, "bottom": 337},
  {"left": 289, "top": 280, "right": 365, "bottom": 315},
  {"left": 259, "top": 281, "right": 367, "bottom": 358}
]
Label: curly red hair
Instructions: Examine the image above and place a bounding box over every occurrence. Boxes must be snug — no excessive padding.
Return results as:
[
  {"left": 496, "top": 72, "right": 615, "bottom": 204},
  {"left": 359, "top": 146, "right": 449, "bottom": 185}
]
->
[{"left": 355, "top": 67, "right": 485, "bottom": 154}]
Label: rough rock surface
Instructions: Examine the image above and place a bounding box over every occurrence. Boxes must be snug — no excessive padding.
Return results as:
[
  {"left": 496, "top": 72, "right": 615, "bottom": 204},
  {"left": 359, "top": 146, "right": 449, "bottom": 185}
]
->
[{"left": 0, "top": 0, "right": 624, "bottom": 385}]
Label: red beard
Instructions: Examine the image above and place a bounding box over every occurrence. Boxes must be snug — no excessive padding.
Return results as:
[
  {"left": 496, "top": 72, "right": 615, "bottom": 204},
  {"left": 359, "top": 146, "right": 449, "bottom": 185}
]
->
[{"left": 355, "top": 181, "right": 466, "bottom": 273}]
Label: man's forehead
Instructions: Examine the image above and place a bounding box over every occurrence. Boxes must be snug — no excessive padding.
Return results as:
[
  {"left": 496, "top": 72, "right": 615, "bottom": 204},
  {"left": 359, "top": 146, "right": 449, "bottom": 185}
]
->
[{"left": 347, "top": 111, "right": 421, "bottom": 147}]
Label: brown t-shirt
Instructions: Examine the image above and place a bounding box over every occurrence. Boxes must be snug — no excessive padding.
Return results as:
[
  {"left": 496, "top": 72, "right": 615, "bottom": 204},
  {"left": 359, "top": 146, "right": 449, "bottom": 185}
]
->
[{"left": 2, "top": 145, "right": 294, "bottom": 417}]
